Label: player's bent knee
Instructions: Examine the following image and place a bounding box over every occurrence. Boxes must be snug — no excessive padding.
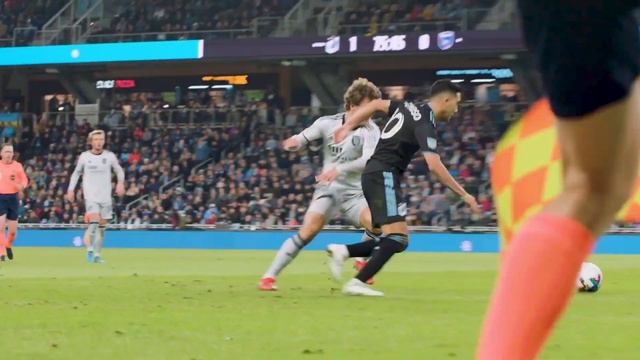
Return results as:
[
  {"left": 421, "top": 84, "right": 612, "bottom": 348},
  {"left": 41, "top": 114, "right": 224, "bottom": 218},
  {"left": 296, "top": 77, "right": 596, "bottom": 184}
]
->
[
  {"left": 565, "top": 180, "right": 632, "bottom": 222},
  {"left": 381, "top": 233, "right": 409, "bottom": 253},
  {"left": 299, "top": 213, "right": 325, "bottom": 243},
  {"left": 298, "top": 226, "right": 320, "bottom": 244}
]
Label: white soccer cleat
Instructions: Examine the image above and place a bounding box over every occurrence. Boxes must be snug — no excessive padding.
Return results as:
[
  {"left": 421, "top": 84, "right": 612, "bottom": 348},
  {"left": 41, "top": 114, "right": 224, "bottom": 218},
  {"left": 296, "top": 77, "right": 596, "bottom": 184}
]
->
[
  {"left": 342, "top": 278, "right": 384, "bottom": 297},
  {"left": 326, "top": 244, "right": 348, "bottom": 282}
]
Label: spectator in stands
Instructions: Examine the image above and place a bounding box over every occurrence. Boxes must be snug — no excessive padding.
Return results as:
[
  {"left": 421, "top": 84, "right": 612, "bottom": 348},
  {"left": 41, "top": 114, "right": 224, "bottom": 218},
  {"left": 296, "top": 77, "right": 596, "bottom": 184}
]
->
[{"left": 14, "top": 86, "right": 511, "bottom": 227}]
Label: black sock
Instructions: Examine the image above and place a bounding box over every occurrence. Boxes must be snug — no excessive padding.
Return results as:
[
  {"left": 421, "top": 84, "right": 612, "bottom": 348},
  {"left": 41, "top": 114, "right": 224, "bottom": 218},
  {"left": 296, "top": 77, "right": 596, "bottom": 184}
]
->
[
  {"left": 346, "top": 240, "right": 377, "bottom": 258},
  {"left": 355, "top": 235, "right": 406, "bottom": 283}
]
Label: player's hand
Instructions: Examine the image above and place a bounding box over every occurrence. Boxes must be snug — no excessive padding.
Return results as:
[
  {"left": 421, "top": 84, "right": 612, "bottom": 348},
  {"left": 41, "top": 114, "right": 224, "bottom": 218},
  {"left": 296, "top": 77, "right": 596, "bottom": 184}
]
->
[
  {"left": 463, "top": 194, "right": 481, "bottom": 214},
  {"left": 66, "top": 192, "right": 75, "bottom": 203},
  {"left": 333, "top": 126, "right": 350, "bottom": 144},
  {"left": 282, "top": 136, "right": 300, "bottom": 151},
  {"left": 316, "top": 167, "right": 339, "bottom": 183},
  {"left": 116, "top": 182, "right": 125, "bottom": 197}
]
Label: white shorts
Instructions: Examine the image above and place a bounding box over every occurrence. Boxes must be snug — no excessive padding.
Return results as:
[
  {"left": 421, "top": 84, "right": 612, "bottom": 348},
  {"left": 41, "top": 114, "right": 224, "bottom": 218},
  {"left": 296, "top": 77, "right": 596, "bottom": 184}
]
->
[
  {"left": 85, "top": 200, "right": 113, "bottom": 220},
  {"left": 307, "top": 184, "right": 367, "bottom": 226}
]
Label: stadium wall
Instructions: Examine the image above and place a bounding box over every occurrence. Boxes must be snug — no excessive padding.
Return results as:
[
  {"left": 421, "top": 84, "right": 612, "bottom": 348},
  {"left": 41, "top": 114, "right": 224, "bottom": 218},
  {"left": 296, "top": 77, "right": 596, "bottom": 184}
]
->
[{"left": 12, "top": 230, "right": 640, "bottom": 254}]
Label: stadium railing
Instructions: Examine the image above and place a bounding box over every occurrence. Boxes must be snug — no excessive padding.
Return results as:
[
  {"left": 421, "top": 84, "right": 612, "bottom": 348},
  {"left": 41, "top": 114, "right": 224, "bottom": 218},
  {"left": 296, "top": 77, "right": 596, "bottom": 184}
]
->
[
  {"left": 123, "top": 155, "right": 214, "bottom": 213},
  {"left": 37, "top": 102, "right": 526, "bottom": 130},
  {"left": 338, "top": 7, "right": 501, "bottom": 35},
  {"left": 84, "top": 15, "right": 284, "bottom": 43},
  {"left": 14, "top": 223, "right": 640, "bottom": 234},
  {"left": 14, "top": 223, "right": 492, "bottom": 231},
  {"left": 340, "top": 20, "right": 462, "bottom": 35},
  {"left": 84, "top": 28, "right": 255, "bottom": 43},
  {"left": 45, "top": 106, "right": 338, "bottom": 128},
  {"left": 0, "top": 36, "right": 13, "bottom": 46},
  {"left": 49, "top": 109, "right": 238, "bottom": 128},
  {"left": 6, "top": 15, "right": 285, "bottom": 47}
]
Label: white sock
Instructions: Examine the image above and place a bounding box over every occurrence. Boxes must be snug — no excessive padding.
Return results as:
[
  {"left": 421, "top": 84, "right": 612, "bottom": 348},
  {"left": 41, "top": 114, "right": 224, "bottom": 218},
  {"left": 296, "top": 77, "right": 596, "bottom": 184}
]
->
[
  {"left": 93, "top": 226, "right": 105, "bottom": 257},
  {"left": 86, "top": 223, "right": 98, "bottom": 252},
  {"left": 263, "top": 234, "right": 306, "bottom": 279}
]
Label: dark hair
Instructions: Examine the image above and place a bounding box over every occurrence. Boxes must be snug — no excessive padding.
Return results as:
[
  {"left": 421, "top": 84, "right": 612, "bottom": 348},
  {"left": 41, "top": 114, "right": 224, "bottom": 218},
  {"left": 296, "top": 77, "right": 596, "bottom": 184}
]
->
[
  {"left": 404, "top": 91, "right": 416, "bottom": 102},
  {"left": 430, "top": 79, "right": 461, "bottom": 98}
]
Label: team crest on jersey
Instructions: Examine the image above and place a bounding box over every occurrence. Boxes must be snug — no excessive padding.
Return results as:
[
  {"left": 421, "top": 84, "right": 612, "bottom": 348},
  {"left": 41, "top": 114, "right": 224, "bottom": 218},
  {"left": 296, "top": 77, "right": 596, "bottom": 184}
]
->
[
  {"left": 331, "top": 134, "right": 363, "bottom": 162},
  {"left": 427, "top": 137, "right": 437, "bottom": 150},
  {"left": 102, "top": 158, "right": 107, "bottom": 164},
  {"left": 351, "top": 135, "right": 362, "bottom": 147}
]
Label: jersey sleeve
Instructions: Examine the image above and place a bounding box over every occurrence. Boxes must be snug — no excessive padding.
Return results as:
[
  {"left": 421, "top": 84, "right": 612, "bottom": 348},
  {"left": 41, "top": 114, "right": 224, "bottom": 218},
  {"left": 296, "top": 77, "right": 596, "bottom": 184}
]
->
[
  {"left": 293, "top": 117, "right": 327, "bottom": 147},
  {"left": 387, "top": 101, "right": 401, "bottom": 116},
  {"left": 110, "top": 152, "right": 125, "bottom": 183},
  {"left": 415, "top": 120, "right": 438, "bottom": 154},
  {"left": 68, "top": 153, "right": 85, "bottom": 192}
]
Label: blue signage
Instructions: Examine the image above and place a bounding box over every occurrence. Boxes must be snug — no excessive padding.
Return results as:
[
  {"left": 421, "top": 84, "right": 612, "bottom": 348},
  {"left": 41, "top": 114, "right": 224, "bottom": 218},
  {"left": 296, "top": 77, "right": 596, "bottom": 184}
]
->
[{"left": 0, "top": 40, "right": 203, "bottom": 66}]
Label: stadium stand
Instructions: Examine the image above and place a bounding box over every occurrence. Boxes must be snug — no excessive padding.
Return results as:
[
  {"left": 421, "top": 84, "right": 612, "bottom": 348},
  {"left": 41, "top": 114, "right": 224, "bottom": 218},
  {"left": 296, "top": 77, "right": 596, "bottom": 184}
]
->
[
  {"left": 3, "top": 89, "right": 517, "bottom": 227},
  {"left": 0, "top": 0, "right": 67, "bottom": 46},
  {"left": 338, "top": 0, "right": 498, "bottom": 35},
  {"left": 0, "top": 0, "right": 508, "bottom": 46},
  {"left": 86, "top": 0, "right": 293, "bottom": 42}
]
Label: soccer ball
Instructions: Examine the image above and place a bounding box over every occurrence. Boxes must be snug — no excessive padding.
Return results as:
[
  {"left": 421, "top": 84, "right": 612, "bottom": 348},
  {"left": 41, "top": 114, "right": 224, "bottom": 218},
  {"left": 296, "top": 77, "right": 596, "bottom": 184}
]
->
[{"left": 576, "top": 262, "right": 603, "bottom": 293}]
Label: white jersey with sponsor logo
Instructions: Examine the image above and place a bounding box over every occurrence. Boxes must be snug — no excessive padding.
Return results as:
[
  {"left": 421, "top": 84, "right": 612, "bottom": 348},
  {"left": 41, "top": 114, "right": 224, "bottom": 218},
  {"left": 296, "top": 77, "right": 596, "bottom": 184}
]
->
[
  {"left": 68, "top": 150, "right": 125, "bottom": 204},
  {"left": 294, "top": 112, "right": 380, "bottom": 191}
]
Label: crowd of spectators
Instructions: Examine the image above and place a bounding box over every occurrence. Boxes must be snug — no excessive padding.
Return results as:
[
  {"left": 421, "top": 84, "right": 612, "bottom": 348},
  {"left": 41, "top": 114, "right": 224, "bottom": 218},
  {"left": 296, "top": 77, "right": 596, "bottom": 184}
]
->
[
  {"left": 0, "top": 0, "right": 511, "bottom": 47},
  {"left": 86, "top": 0, "right": 292, "bottom": 42},
  {"left": 338, "top": 0, "right": 498, "bottom": 35},
  {"left": 0, "top": 0, "right": 511, "bottom": 46},
  {"left": 0, "top": 0, "right": 66, "bottom": 44},
  {"left": 4, "top": 90, "right": 505, "bottom": 228}
]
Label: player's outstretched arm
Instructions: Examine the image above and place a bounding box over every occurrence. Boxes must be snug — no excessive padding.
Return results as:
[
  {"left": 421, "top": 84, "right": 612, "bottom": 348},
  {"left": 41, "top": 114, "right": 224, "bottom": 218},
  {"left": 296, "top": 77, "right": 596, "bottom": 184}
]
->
[
  {"left": 111, "top": 153, "right": 125, "bottom": 196},
  {"left": 66, "top": 154, "right": 85, "bottom": 202},
  {"left": 16, "top": 163, "right": 28, "bottom": 192},
  {"left": 284, "top": 116, "right": 330, "bottom": 151},
  {"left": 424, "top": 152, "right": 480, "bottom": 213},
  {"left": 334, "top": 99, "right": 391, "bottom": 143}
]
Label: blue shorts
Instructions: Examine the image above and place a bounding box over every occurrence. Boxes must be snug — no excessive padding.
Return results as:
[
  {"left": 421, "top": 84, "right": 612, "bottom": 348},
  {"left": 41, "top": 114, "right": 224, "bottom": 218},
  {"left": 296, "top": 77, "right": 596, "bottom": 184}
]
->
[{"left": 0, "top": 193, "right": 19, "bottom": 221}]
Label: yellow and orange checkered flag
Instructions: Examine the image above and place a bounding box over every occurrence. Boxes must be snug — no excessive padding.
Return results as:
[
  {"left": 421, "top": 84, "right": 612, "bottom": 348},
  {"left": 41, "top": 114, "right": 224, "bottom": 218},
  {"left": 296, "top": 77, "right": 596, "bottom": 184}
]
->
[{"left": 491, "top": 99, "right": 640, "bottom": 248}]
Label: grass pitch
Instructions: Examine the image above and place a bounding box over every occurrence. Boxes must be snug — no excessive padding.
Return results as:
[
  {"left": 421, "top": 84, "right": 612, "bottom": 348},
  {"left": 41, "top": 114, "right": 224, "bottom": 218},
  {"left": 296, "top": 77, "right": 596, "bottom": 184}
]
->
[{"left": 1, "top": 248, "right": 639, "bottom": 359}]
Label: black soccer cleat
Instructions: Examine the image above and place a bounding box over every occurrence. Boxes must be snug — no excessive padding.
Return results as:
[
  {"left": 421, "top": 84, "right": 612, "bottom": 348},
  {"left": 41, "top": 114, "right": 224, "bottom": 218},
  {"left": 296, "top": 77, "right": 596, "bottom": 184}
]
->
[
  {"left": 6, "top": 247, "right": 13, "bottom": 260},
  {"left": 0, "top": 255, "right": 5, "bottom": 261}
]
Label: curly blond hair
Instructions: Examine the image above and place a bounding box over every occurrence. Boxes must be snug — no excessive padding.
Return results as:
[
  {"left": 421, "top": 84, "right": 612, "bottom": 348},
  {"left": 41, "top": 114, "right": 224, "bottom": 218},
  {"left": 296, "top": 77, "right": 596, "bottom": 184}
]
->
[{"left": 344, "top": 78, "right": 381, "bottom": 110}]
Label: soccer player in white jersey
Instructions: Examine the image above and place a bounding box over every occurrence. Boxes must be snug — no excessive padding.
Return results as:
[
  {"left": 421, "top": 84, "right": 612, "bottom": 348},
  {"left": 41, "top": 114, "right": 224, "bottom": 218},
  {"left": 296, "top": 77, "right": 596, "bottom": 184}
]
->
[
  {"left": 67, "top": 130, "right": 125, "bottom": 263},
  {"left": 259, "top": 78, "right": 382, "bottom": 291}
]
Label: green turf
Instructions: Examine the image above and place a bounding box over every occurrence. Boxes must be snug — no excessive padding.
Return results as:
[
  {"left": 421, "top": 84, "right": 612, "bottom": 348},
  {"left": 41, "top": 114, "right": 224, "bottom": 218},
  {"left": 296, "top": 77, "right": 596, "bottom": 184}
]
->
[{"left": 0, "top": 248, "right": 639, "bottom": 359}]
